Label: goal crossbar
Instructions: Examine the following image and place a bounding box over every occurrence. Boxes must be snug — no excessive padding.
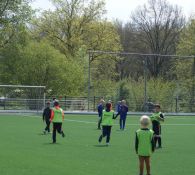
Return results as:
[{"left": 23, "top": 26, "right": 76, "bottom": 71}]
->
[{"left": 0, "top": 85, "right": 46, "bottom": 88}]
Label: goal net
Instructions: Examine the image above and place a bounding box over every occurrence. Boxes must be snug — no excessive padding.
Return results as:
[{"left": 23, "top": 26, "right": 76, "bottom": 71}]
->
[{"left": 0, "top": 85, "right": 45, "bottom": 113}]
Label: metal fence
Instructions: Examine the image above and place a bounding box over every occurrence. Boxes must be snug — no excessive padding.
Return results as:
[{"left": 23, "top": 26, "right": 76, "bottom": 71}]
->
[{"left": 0, "top": 96, "right": 195, "bottom": 113}]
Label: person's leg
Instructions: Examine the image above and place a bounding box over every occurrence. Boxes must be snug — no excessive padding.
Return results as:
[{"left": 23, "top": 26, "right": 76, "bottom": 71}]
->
[
  {"left": 145, "top": 157, "right": 151, "bottom": 175},
  {"left": 56, "top": 123, "right": 65, "bottom": 137},
  {"left": 154, "top": 136, "right": 157, "bottom": 148},
  {"left": 98, "top": 116, "right": 102, "bottom": 129},
  {"left": 99, "top": 126, "right": 106, "bottom": 143},
  {"left": 45, "top": 120, "right": 50, "bottom": 132},
  {"left": 139, "top": 156, "right": 145, "bottom": 175},
  {"left": 119, "top": 117, "right": 122, "bottom": 130},
  {"left": 106, "top": 126, "right": 112, "bottom": 144},
  {"left": 52, "top": 123, "right": 57, "bottom": 143},
  {"left": 153, "top": 124, "right": 158, "bottom": 148},
  {"left": 122, "top": 116, "right": 126, "bottom": 130},
  {"left": 158, "top": 136, "right": 162, "bottom": 148},
  {"left": 48, "top": 121, "right": 51, "bottom": 132},
  {"left": 158, "top": 125, "right": 162, "bottom": 147}
]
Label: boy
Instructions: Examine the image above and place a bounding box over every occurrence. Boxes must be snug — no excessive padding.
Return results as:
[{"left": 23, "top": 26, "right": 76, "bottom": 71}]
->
[
  {"left": 98, "top": 102, "right": 115, "bottom": 146},
  {"left": 50, "top": 101, "right": 65, "bottom": 143},
  {"left": 135, "top": 115, "right": 155, "bottom": 175},
  {"left": 115, "top": 100, "right": 128, "bottom": 130},
  {"left": 42, "top": 101, "right": 51, "bottom": 134},
  {"left": 150, "top": 104, "right": 164, "bottom": 148},
  {"left": 97, "top": 99, "right": 104, "bottom": 130}
]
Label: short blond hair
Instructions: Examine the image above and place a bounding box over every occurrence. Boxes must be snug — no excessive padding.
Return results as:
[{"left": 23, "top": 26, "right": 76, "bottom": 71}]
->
[{"left": 140, "top": 115, "right": 151, "bottom": 128}]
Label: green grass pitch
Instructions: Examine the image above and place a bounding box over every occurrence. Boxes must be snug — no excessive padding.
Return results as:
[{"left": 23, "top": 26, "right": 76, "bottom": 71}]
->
[{"left": 0, "top": 114, "right": 194, "bottom": 175}]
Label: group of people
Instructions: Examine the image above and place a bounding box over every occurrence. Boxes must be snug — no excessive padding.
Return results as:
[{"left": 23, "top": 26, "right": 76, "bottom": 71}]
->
[
  {"left": 97, "top": 99, "right": 164, "bottom": 175},
  {"left": 97, "top": 99, "right": 129, "bottom": 130},
  {"left": 42, "top": 98, "right": 65, "bottom": 143},
  {"left": 42, "top": 97, "right": 164, "bottom": 175}
]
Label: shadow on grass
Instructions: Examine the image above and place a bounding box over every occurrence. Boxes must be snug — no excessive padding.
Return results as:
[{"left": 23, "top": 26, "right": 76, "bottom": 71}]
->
[
  {"left": 94, "top": 144, "right": 108, "bottom": 147},
  {"left": 42, "top": 142, "right": 61, "bottom": 145}
]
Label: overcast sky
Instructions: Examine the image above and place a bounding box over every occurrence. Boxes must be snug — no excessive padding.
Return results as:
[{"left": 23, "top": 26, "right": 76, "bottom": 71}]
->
[{"left": 31, "top": 0, "right": 195, "bottom": 21}]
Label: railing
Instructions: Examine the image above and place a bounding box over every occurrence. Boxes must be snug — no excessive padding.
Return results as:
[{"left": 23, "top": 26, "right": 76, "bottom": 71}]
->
[{"left": 0, "top": 96, "right": 195, "bottom": 113}]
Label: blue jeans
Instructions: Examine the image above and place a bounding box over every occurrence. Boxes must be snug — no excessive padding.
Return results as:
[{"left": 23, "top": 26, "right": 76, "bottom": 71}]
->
[{"left": 120, "top": 116, "right": 127, "bottom": 130}]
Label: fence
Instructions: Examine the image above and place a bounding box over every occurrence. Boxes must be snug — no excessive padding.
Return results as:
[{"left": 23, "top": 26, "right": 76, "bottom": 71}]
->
[
  {"left": 0, "top": 96, "right": 195, "bottom": 113},
  {"left": 87, "top": 51, "right": 195, "bottom": 113}
]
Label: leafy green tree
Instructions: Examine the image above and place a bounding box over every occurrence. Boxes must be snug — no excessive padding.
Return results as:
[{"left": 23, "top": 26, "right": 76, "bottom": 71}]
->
[
  {"left": 0, "top": 38, "right": 85, "bottom": 96},
  {"left": 32, "top": 0, "right": 106, "bottom": 57},
  {"left": 0, "top": 0, "right": 33, "bottom": 48},
  {"left": 176, "top": 19, "right": 195, "bottom": 111}
]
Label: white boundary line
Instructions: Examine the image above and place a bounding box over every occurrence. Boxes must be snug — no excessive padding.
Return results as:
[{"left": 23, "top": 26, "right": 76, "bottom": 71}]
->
[
  {"left": 64, "top": 119, "right": 195, "bottom": 126},
  {"left": 0, "top": 114, "right": 195, "bottom": 126}
]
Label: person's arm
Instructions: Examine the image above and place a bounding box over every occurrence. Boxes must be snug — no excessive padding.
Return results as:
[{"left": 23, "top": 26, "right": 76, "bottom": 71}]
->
[
  {"left": 50, "top": 110, "right": 54, "bottom": 122},
  {"left": 159, "top": 113, "right": 164, "bottom": 122},
  {"left": 62, "top": 110, "right": 64, "bottom": 121},
  {"left": 135, "top": 132, "right": 139, "bottom": 154},
  {"left": 112, "top": 113, "right": 115, "bottom": 119},
  {"left": 42, "top": 109, "right": 46, "bottom": 121},
  {"left": 115, "top": 107, "right": 121, "bottom": 119}
]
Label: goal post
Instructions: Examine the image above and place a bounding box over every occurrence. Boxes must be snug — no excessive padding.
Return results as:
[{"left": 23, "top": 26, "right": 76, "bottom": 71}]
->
[
  {"left": 87, "top": 50, "right": 195, "bottom": 113},
  {"left": 0, "top": 85, "right": 46, "bottom": 112}
]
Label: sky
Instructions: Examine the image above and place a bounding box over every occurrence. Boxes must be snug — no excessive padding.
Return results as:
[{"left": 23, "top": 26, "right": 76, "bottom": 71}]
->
[{"left": 31, "top": 0, "right": 195, "bottom": 22}]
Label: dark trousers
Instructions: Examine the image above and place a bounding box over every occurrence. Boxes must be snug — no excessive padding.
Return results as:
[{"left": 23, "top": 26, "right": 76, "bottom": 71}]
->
[
  {"left": 52, "top": 122, "right": 64, "bottom": 143},
  {"left": 99, "top": 126, "right": 112, "bottom": 143},
  {"left": 154, "top": 136, "right": 162, "bottom": 147},
  {"left": 98, "top": 117, "right": 102, "bottom": 129},
  {"left": 153, "top": 123, "right": 162, "bottom": 147},
  {"left": 120, "top": 116, "right": 126, "bottom": 130},
  {"left": 45, "top": 120, "right": 50, "bottom": 132}
]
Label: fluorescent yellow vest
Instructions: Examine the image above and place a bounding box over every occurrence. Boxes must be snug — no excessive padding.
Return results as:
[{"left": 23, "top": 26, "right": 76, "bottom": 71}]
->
[
  {"left": 52, "top": 108, "right": 63, "bottom": 123},
  {"left": 136, "top": 129, "right": 154, "bottom": 156},
  {"left": 101, "top": 110, "right": 114, "bottom": 126}
]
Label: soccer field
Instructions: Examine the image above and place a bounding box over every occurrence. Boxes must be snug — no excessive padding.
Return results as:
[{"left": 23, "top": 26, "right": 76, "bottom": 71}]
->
[{"left": 0, "top": 114, "right": 194, "bottom": 175}]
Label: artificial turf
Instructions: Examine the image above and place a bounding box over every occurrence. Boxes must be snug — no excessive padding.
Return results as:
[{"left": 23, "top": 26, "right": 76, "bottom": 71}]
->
[{"left": 0, "top": 114, "right": 194, "bottom": 175}]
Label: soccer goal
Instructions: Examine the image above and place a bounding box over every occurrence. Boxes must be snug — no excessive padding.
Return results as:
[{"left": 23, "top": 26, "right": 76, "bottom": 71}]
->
[{"left": 0, "top": 85, "right": 46, "bottom": 113}]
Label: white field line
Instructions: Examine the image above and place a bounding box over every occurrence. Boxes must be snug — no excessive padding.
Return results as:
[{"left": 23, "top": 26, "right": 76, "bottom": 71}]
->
[
  {"left": 64, "top": 119, "right": 195, "bottom": 126},
  {"left": 1, "top": 114, "right": 195, "bottom": 126}
]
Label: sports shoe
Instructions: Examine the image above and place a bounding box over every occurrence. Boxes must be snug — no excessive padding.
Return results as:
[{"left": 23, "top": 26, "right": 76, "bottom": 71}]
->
[
  {"left": 98, "top": 135, "right": 102, "bottom": 143},
  {"left": 61, "top": 132, "right": 65, "bottom": 138}
]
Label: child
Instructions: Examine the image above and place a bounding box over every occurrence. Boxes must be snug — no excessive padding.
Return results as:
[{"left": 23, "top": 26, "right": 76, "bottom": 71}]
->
[
  {"left": 42, "top": 101, "right": 51, "bottom": 134},
  {"left": 115, "top": 100, "right": 128, "bottom": 130},
  {"left": 50, "top": 101, "right": 65, "bottom": 143},
  {"left": 98, "top": 102, "right": 115, "bottom": 146},
  {"left": 150, "top": 104, "right": 164, "bottom": 148},
  {"left": 97, "top": 99, "right": 104, "bottom": 130},
  {"left": 135, "top": 115, "right": 155, "bottom": 175}
]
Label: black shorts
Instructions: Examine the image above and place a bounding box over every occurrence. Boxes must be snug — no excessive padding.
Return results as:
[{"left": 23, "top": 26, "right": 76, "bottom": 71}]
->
[{"left": 152, "top": 121, "right": 161, "bottom": 135}]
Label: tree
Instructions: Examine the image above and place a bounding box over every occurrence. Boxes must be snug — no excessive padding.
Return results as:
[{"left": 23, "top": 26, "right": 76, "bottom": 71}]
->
[
  {"left": 0, "top": 38, "right": 85, "bottom": 96},
  {"left": 32, "top": 0, "right": 107, "bottom": 58},
  {"left": 176, "top": 19, "right": 195, "bottom": 112},
  {"left": 0, "top": 0, "right": 33, "bottom": 48},
  {"left": 130, "top": 0, "right": 185, "bottom": 77}
]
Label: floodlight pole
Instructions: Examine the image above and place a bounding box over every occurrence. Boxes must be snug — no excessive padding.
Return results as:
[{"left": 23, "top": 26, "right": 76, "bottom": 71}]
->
[
  {"left": 88, "top": 52, "right": 92, "bottom": 111},
  {"left": 144, "top": 57, "right": 147, "bottom": 112}
]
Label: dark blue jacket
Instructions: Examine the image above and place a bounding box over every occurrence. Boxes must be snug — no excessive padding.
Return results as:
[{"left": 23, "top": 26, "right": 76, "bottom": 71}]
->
[
  {"left": 97, "top": 103, "right": 104, "bottom": 117},
  {"left": 118, "top": 105, "right": 128, "bottom": 118}
]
